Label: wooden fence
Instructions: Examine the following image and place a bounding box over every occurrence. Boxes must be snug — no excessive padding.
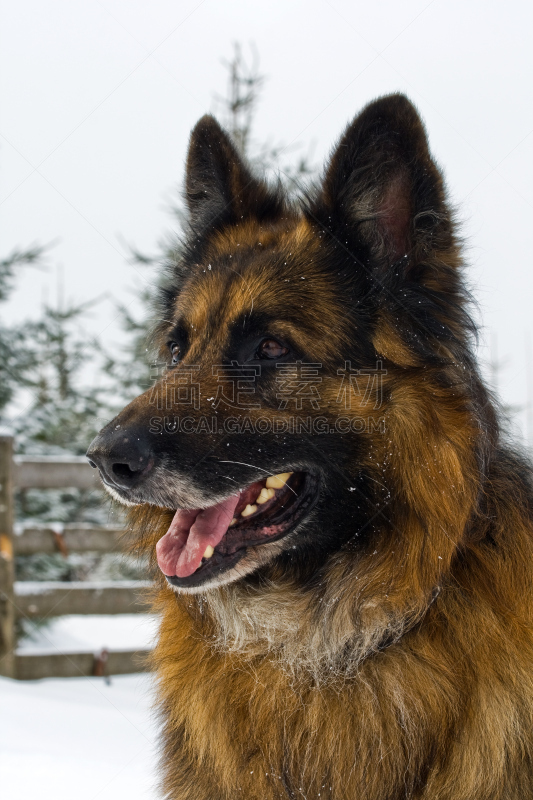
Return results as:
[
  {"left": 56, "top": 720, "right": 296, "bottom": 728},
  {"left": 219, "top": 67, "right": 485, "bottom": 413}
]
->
[{"left": 0, "top": 434, "right": 152, "bottom": 680}]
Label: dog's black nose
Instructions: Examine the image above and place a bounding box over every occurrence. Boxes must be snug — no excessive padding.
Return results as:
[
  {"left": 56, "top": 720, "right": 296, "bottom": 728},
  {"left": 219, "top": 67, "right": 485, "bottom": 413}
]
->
[{"left": 86, "top": 425, "right": 154, "bottom": 491}]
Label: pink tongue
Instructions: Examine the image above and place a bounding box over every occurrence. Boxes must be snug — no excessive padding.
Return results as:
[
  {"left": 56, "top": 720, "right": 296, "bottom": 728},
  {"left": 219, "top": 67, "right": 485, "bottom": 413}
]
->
[{"left": 156, "top": 494, "right": 240, "bottom": 578}]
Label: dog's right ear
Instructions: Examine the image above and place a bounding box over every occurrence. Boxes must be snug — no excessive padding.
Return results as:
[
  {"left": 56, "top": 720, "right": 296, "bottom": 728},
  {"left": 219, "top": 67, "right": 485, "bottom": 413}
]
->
[
  {"left": 311, "top": 94, "right": 454, "bottom": 274},
  {"left": 185, "top": 115, "right": 283, "bottom": 233}
]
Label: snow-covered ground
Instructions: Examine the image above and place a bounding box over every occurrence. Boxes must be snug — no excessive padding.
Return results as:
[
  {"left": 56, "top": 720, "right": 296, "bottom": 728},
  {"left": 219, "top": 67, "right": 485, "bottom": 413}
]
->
[
  {"left": 1, "top": 615, "right": 160, "bottom": 799},
  {"left": 0, "top": 673, "right": 158, "bottom": 800}
]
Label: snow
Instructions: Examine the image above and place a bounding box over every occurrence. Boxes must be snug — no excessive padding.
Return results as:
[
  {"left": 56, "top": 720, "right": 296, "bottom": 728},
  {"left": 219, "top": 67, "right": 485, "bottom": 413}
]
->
[
  {"left": 18, "top": 613, "right": 158, "bottom": 654},
  {"left": 14, "top": 579, "right": 152, "bottom": 595},
  {"left": 0, "top": 615, "right": 161, "bottom": 798},
  {"left": 0, "top": 673, "right": 158, "bottom": 799}
]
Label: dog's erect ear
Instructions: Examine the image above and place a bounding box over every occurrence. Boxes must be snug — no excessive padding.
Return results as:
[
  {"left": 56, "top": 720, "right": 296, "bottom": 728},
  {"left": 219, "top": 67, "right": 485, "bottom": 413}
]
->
[
  {"left": 185, "top": 115, "right": 284, "bottom": 233},
  {"left": 313, "top": 94, "right": 452, "bottom": 267}
]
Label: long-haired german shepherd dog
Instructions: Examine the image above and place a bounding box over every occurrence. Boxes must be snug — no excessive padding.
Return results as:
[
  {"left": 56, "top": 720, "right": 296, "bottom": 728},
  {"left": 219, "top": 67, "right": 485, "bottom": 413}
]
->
[{"left": 87, "top": 94, "right": 533, "bottom": 798}]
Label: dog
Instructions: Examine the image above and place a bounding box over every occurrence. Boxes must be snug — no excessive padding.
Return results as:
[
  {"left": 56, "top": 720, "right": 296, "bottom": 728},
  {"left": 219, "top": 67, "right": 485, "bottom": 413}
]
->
[{"left": 87, "top": 94, "right": 533, "bottom": 799}]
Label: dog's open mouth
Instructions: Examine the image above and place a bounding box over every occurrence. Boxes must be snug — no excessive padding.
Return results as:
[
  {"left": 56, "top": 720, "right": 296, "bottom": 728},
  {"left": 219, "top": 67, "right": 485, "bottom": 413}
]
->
[{"left": 157, "top": 471, "right": 319, "bottom": 588}]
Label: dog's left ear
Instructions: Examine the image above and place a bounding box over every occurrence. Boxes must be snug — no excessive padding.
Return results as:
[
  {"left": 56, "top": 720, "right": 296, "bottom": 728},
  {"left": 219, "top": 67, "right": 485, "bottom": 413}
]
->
[
  {"left": 312, "top": 94, "right": 453, "bottom": 269},
  {"left": 185, "top": 115, "right": 284, "bottom": 235}
]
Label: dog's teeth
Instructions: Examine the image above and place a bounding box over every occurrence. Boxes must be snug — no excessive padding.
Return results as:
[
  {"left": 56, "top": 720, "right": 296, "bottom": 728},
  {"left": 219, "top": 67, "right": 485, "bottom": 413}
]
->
[
  {"left": 265, "top": 472, "right": 293, "bottom": 489},
  {"left": 256, "top": 487, "right": 275, "bottom": 504},
  {"left": 241, "top": 504, "right": 258, "bottom": 517},
  {"left": 229, "top": 517, "right": 237, "bottom": 526},
  {"left": 203, "top": 545, "right": 214, "bottom": 559}
]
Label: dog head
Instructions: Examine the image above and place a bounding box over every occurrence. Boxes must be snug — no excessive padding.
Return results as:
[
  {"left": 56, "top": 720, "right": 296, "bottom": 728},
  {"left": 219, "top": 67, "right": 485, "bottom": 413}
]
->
[{"left": 87, "top": 95, "right": 489, "bottom": 609}]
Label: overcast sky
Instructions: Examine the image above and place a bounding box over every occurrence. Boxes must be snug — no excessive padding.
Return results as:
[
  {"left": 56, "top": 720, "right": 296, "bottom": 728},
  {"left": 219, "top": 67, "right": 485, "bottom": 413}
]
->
[{"left": 1, "top": 0, "right": 532, "bottom": 437}]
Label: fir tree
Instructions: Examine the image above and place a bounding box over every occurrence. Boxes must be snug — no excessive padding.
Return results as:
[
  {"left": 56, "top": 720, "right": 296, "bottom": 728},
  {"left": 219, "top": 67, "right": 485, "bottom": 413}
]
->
[
  {"left": 0, "top": 245, "right": 45, "bottom": 416},
  {"left": 13, "top": 298, "right": 111, "bottom": 456}
]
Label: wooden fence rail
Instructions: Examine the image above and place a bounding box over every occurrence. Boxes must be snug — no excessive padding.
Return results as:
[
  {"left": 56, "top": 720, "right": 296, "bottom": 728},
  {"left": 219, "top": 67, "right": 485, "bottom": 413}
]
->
[
  {"left": 0, "top": 435, "right": 151, "bottom": 680},
  {"left": 15, "top": 648, "right": 152, "bottom": 681},
  {"left": 13, "top": 455, "right": 101, "bottom": 490},
  {"left": 14, "top": 580, "right": 151, "bottom": 618},
  {"left": 13, "top": 524, "right": 124, "bottom": 555}
]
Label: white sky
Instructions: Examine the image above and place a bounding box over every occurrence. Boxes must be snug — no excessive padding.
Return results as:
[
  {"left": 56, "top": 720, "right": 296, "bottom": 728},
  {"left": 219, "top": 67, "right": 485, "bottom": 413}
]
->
[{"left": 1, "top": 0, "right": 532, "bottom": 436}]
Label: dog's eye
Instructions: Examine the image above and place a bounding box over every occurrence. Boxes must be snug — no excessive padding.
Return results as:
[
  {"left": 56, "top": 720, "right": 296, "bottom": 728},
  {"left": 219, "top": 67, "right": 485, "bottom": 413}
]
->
[
  {"left": 256, "top": 338, "right": 289, "bottom": 360},
  {"left": 169, "top": 342, "right": 181, "bottom": 365}
]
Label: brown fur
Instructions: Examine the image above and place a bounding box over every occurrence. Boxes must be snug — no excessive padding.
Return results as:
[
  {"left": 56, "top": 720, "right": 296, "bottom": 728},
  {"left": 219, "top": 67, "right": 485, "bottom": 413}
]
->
[{"left": 92, "top": 95, "right": 533, "bottom": 798}]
